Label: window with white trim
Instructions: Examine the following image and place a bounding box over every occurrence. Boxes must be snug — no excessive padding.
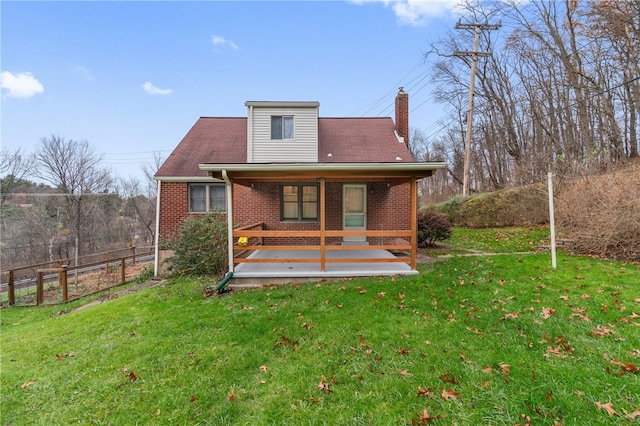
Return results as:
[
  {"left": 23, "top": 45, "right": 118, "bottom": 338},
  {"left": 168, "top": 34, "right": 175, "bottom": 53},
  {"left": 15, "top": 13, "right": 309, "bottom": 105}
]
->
[
  {"left": 271, "top": 115, "right": 294, "bottom": 140},
  {"left": 281, "top": 184, "right": 318, "bottom": 221},
  {"left": 189, "top": 183, "right": 226, "bottom": 213}
]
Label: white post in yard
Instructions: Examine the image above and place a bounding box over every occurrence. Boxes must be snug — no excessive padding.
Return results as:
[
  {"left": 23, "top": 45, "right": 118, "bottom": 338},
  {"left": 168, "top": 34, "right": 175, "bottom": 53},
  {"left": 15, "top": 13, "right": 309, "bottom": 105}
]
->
[{"left": 548, "top": 171, "right": 557, "bottom": 269}]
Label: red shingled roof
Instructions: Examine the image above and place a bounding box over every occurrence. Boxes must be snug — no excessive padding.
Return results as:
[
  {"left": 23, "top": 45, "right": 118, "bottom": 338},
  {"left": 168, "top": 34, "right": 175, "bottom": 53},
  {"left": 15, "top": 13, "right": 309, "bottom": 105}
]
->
[
  {"left": 155, "top": 116, "right": 412, "bottom": 178},
  {"left": 318, "top": 117, "right": 410, "bottom": 163}
]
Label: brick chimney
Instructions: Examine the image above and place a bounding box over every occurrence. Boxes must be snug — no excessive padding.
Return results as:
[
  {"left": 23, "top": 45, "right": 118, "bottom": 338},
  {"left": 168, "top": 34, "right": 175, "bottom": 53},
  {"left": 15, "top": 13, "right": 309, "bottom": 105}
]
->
[{"left": 395, "top": 87, "right": 409, "bottom": 146}]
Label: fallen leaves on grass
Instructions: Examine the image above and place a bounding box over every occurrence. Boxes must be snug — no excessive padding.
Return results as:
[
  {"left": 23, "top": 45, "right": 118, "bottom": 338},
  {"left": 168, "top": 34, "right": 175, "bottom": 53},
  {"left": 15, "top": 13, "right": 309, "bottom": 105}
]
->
[
  {"left": 501, "top": 312, "right": 519, "bottom": 320},
  {"left": 439, "top": 375, "right": 458, "bottom": 384},
  {"left": 411, "top": 408, "right": 443, "bottom": 424},
  {"left": 591, "top": 325, "right": 615, "bottom": 337},
  {"left": 541, "top": 307, "right": 556, "bottom": 319},
  {"left": 397, "top": 347, "right": 410, "bottom": 355},
  {"left": 546, "top": 342, "right": 574, "bottom": 358},
  {"left": 595, "top": 401, "right": 618, "bottom": 417},
  {"left": 227, "top": 389, "right": 236, "bottom": 401},
  {"left": 55, "top": 351, "right": 76, "bottom": 360},
  {"left": 275, "top": 335, "right": 299, "bottom": 350},
  {"left": 21, "top": 381, "right": 36, "bottom": 388},
  {"left": 603, "top": 353, "right": 639, "bottom": 374},
  {"left": 318, "top": 375, "right": 334, "bottom": 394},
  {"left": 441, "top": 387, "right": 461, "bottom": 401},
  {"left": 626, "top": 409, "right": 640, "bottom": 420},
  {"left": 417, "top": 386, "right": 433, "bottom": 398}
]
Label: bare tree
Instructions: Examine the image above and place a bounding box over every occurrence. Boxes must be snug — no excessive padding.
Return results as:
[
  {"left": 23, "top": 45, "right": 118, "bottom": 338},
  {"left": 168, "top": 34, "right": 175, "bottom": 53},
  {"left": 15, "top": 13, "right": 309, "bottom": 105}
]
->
[
  {"left": 0, "top": 147, "right": 31, "bottom": 210},
  {"left": 118, "top": 151, "right": 163, "bottom": 245},
  {"left": 424, "top": 0, "right": 640, "bottom": 200},
  {"left": 32, "top": 135, "right": 112, "bottom": 257}
]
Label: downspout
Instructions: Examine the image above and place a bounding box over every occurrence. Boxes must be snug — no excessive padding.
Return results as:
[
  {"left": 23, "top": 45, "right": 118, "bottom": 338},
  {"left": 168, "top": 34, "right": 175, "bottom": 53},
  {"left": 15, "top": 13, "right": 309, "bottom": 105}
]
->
[
  {"left": 216, "top": 169, "right": 234, "bottom": 292},
  {"left": 153, "top": 179, "right": 161, "bottom": 277}
]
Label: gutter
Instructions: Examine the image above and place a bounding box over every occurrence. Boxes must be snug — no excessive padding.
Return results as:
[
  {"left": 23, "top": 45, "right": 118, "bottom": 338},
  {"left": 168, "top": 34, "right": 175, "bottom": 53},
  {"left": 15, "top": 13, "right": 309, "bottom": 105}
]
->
[
  {"left": 153, "top": 180, "right": 161, "bottom": 277},
  {"left": 222, "top": 170, "right": 234, "bottom": 274}
]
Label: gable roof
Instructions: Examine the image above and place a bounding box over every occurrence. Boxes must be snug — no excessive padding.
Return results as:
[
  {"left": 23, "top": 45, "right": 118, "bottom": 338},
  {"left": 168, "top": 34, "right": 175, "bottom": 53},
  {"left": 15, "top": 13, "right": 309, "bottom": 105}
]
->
[{"left": 155, "top": 116, "right": 413, "bottom": 179}]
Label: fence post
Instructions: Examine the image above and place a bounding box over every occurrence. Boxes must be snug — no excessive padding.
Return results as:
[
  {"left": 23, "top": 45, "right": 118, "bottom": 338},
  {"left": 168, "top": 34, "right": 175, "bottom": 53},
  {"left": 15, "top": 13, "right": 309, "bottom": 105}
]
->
[
  {"left": 120, "top": 258, "right": 126, "bottom": 283},
  {"left": 37, "top": 271, "right": 44, "bottom": 305},
  {"left": 61, "top": 267, "right": 68, "bottom": 301},
  {"left": 132, "top": 246, "right": 136, "bottom": 265},
  {"left": 105, "top": 251, "right": 109, "bottom": 275},
  {"left": 8, "top": 270, "right": 15, "bottom": 305}
]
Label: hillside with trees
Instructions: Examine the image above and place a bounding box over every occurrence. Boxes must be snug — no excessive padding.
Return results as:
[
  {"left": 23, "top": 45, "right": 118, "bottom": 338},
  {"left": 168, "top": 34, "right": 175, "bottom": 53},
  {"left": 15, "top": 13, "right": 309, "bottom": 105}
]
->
[
  {"left": 0, "top": 137, "right": 159, "bottom": 270},
  {"left": 415, "top": 0, "right": 638, "bottom": 200},
  {"left": 2, "top": 0, "right": 638, "bottom": 267}
]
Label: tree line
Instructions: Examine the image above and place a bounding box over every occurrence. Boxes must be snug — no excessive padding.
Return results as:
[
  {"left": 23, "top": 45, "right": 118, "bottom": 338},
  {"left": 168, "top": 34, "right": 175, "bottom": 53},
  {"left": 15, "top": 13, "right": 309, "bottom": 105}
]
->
[
  {"left": 0, "top": 135, "right": 160, "bottom": 270},
  {"left": 414, "top": 0, "right": 639, "bottom": 200}
]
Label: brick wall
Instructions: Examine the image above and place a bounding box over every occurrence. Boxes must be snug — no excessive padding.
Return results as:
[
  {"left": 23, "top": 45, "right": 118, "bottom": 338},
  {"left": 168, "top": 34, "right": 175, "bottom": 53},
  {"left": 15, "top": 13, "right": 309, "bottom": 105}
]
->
[
  {"left": 158, "top": 181, "right": 190, "bottom": 240},
  {"left": 158, "top": 180, "right": 413, "bottom": 245}
]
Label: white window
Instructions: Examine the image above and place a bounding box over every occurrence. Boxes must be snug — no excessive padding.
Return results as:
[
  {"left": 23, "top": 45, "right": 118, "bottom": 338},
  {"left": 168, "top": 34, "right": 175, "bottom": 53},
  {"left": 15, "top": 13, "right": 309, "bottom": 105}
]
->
[
  {"left": 189, "top": 183, "right": 226, "bottom": 213},
  {"left": 271, "top": 116, "right": 294, "bottom": 140}
]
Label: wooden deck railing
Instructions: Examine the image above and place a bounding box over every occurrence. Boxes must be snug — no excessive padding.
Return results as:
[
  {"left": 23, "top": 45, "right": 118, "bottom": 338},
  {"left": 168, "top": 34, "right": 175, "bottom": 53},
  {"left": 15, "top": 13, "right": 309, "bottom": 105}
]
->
[{"left": 232, "top": 223, "right": 415, "bottom": 271}]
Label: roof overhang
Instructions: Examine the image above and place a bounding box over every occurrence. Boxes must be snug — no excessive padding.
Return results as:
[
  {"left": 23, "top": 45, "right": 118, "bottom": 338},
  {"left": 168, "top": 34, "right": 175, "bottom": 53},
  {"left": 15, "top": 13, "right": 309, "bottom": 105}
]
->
[
  {"left": 199, "top": 162, "right": 446, "bottom": 183},
  {"left": 245, "top": 101, "right": 320, "bottom": 108}
]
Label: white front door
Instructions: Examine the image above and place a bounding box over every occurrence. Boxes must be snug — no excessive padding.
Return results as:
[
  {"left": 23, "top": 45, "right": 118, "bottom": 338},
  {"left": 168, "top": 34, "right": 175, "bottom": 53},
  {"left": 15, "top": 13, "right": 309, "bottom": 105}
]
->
[{"left": 343, "top": 184, "right": 367, "bottom": 242}]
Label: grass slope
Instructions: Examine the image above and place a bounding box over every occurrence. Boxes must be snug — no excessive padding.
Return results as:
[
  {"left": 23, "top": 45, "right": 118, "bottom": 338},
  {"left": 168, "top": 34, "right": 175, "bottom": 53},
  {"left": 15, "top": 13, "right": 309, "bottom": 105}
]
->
[{"left": 1, "top": 230, "right": 639, "bottom": 425}]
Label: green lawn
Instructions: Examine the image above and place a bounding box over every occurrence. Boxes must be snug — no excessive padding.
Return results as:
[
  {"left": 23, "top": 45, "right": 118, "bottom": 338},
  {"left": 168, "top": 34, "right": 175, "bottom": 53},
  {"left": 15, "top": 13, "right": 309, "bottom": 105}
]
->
[{"left": 1, "top": 228, "right": 639, "bottom": 425}]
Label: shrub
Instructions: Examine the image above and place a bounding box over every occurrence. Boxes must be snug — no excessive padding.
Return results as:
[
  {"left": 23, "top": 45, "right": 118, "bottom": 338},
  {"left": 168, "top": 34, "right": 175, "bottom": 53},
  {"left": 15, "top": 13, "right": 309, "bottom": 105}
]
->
[
  {"left": 417, "top": 210, "right": 452, "bottom": 246},
  {"left": 556, "top": 165, "right": 640, "bottom": 261},
  {"left": 168, "top": 213, "right": 228, "bottom": 277},
  {"left": 427, "top": 183, "right": 549, "bottom": 227}
]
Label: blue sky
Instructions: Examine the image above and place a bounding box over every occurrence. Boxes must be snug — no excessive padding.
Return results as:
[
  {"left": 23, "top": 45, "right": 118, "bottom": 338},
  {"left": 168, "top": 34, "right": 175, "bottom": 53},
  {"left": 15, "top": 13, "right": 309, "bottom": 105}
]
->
[{"left": 1, "top": 1, "right": 460, "bottom": 182}]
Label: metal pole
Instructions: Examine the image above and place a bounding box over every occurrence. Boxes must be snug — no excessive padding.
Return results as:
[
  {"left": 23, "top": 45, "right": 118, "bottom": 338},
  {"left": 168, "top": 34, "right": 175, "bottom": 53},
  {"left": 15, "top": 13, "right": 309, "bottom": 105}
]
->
[{"left": 548, "top": 171, "right": 557, "bottom": 269}]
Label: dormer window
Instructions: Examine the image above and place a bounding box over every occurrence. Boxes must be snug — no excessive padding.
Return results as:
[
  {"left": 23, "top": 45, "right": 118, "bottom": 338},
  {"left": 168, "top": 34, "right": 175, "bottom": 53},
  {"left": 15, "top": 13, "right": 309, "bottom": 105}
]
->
[{"left": 271, "top": 115, "right": 294, "bottom": 140}]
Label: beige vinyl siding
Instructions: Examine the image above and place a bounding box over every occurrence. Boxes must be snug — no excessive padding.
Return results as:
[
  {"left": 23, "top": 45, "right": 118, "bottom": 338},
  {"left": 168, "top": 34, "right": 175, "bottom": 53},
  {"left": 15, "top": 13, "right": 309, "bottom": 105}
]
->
[{"left": 249, "top": 106, "right": 318, "bottom": 163}]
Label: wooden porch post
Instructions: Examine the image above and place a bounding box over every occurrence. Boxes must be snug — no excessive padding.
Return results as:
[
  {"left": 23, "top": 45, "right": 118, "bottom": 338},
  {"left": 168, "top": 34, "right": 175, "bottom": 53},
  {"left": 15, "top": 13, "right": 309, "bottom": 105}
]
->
[
  {"left": 410, "top": 178, "right": 417, "bottom": 270},
  {"left": 319, "top": 178, "right": 326, "bottom": 272}
]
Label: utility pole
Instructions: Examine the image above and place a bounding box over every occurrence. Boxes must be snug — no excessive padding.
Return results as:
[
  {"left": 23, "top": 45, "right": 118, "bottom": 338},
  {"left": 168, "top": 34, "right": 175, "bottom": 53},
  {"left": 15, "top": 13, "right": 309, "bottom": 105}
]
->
[{"left": 455, "top": 20, "right": 501, "bottom": 196}]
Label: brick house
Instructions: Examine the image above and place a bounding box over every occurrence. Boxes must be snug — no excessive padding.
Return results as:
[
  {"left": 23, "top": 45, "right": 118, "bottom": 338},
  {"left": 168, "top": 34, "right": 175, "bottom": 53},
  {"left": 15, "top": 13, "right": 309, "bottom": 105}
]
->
[{"left": 154, "top": 89, "right": 444, "bottom": 284}]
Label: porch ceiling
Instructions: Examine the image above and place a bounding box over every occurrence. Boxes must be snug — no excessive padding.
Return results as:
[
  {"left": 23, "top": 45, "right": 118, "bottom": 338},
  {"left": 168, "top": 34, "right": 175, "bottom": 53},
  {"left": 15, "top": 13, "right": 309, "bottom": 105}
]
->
[{"left": 200, "top": 162, "right": 446, "bottom": 182}]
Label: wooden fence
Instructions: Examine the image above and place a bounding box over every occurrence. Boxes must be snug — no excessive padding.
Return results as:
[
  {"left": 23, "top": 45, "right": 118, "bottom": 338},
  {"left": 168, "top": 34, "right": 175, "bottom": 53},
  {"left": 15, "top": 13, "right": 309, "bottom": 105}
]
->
[{"left": 1, "top": 246, "right": 154, "bottom": 306}]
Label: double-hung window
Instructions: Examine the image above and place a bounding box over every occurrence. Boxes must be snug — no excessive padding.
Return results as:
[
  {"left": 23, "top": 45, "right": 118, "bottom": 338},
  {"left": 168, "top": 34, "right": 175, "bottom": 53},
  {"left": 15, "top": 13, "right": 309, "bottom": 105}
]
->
[
  {"left": 189, "top": 183, "right": 226, "bottom": 213},
  {"left": 271, "top": 115, "right": 294, "bottom": 140},
  {"left": 281, "top": 184, "right": 318, "bottom": 221}
]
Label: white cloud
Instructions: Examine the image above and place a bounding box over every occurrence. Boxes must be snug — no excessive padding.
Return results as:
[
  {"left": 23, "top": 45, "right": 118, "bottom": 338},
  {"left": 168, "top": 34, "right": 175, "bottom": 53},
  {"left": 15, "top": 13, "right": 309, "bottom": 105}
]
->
[
  {"left": 352, "top": 0, "right": 458, "bottom": 26},
  {"left": 0, "top": 71, "right": 45, "bottom": 99},
  {"left": 211, "top": 34, "right": 238, "bottom": 50},
  {"left": 74, "top": 65, "right": 95, "bottom": 82},
  {"left": 142, "top": 82, "right": 173, "bottom": 95}
]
